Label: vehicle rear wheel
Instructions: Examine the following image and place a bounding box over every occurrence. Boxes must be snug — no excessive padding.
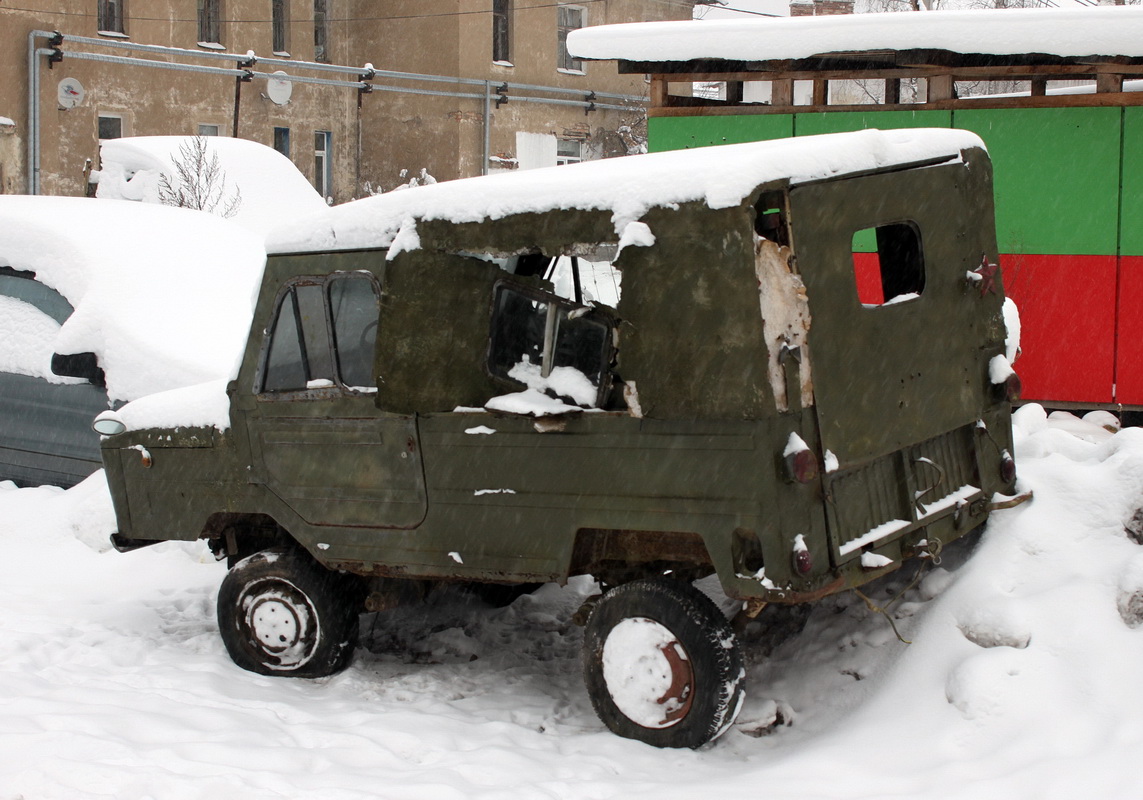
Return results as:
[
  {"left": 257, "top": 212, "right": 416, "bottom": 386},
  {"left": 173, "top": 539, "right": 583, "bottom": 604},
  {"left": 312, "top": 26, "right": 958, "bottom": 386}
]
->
[
  {"left": 582, "top": 578, "right": 745, "bottom": 748},
  {"left": 217, "top": 547, "right": 360, "bottom": 678}
]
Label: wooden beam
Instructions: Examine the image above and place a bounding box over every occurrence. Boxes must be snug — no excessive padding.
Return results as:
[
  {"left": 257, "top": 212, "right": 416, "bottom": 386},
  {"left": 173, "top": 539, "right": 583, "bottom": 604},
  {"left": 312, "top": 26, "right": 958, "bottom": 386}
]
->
[
  {"left": 1031, "top": 78, "right": 1047, "bottom": 96},
  {"left": 885, "top": 78, "right": 900, "bottom": 105},
  {"left": 928, "top": 74, "right": 954, "bottom": 101},
  {"left": 650, "top": 76, "right": 668, "bottom": 109},
  {"left": 645, "top": 90, "right": 1143, "bottom": 118},
  {"left": 651, "top": 63, "right": 1143, "bottom": 85},
  {"left": 771, "top": 79, "right": 794, "bottom": 107},
  {"left": 1097, "top": 73, "right": 1125, "bottom": 93},
  {"left": 812, "top": 79, "right": 828, "bottom": 106}
]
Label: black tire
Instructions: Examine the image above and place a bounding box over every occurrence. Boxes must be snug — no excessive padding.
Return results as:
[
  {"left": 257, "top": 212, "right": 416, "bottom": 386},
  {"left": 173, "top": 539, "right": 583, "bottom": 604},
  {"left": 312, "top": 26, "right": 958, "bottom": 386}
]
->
[
  {"left": 217, "top": 547, "right": 361, "bottom": 678},
  {"left": 583, "top": 578, "right": 745, "bottom": 749}
]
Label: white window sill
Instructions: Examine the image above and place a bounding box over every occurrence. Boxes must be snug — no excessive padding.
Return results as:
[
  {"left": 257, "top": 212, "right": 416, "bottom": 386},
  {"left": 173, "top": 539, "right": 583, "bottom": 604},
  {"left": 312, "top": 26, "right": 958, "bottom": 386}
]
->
[
  {"left": 198, "top": 41, "right": 226, "bottom": 50},
  {"left": 97, "top": 30, "right": 129, "bottom": 39},
  {"left": 557, "top": 68, "right": 586, "bottom": 76},
  {"left": 493, "top": 60, "right": 514, "bottom": 68},
  {"left": 273, "top": 51, "right": 292, "bottom": 58}
]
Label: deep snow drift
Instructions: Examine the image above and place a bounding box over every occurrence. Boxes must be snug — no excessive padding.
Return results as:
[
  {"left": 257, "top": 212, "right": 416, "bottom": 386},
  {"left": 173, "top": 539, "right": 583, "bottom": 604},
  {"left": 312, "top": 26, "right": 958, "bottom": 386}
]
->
[{"left": 1, "top": 406, "right": 1141, "bottom": 799}]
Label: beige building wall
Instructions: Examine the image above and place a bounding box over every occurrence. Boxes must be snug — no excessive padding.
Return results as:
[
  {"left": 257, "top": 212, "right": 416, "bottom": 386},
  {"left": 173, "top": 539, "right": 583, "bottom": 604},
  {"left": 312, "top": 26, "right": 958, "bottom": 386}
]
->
[{"left": 1, "top": 1, "right": 693, "bottom": 200}]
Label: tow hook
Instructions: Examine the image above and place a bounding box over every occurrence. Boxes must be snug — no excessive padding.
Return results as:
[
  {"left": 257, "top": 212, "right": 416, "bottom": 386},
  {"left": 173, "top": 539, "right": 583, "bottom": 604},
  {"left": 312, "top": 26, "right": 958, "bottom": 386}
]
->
[{"left": 988, "top": 491, "right": 1033, "bottom": 512}]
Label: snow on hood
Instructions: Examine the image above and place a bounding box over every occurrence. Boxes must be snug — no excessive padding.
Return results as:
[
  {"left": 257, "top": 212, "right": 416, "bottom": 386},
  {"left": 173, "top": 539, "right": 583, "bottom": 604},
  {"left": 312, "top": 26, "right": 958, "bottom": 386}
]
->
[
  {"left": 0, "top": 196, "right": 265, "bottom": 403},
  {"left": 96, "top": 136, "right": 328, "bottom": 237},
  {"left": 568, "top": 6, "right": 1143, "bottom": 64},
  {"left": 268, "top": 128, "right": 984, "bottom": 254}
]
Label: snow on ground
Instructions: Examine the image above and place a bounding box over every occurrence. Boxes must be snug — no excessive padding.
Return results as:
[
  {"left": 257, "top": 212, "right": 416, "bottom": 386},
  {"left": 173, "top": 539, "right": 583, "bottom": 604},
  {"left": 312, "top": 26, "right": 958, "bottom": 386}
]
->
[{"left": 2, "top": 406, "right": 1142, "bottom": 799}]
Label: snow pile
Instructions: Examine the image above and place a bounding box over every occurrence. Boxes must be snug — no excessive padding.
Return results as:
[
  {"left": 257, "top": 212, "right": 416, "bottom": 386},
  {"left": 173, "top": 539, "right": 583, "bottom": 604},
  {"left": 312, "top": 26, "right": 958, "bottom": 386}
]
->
[
  {"left": 569, "top": 6, "right": 1143, "bottom": 64},
  {"left": 2, "top": 407, "right": 1143, "bottom": 797},
  {"left": 0, "top": 196, "right": 265, "bottom": 402},
  {"left": 96, "top": 136, "right": 328, "bottom": 237},
  {"left": 268, "top": 129, "right": 983, "bottom": 254}
]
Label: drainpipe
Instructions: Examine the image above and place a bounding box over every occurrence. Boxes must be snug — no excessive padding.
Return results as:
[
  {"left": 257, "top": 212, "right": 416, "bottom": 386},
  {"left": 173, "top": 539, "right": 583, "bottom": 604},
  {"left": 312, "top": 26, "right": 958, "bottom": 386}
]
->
[{"left": 482, "top": 80, "right": 491, "bottom": 176}]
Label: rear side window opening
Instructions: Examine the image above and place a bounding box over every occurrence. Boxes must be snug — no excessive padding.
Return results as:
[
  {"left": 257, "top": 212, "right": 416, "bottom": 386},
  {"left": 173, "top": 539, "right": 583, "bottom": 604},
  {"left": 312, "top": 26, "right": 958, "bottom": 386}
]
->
[
  {"left": 488, "top": 282, "right": 613, "bottom": 408},
  {"left": 851, "top": 221, "right": 925, "bottom": 307}
]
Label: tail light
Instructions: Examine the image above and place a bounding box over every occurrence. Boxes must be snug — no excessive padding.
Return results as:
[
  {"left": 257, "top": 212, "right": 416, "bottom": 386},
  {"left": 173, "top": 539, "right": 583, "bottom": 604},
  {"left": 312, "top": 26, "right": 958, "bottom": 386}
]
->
[
  {"left": 784, "top": 433, "right": 819, "bottom": 484},
  {"left": 999, "top": 449, "right": 1017, "bottom": 483}
]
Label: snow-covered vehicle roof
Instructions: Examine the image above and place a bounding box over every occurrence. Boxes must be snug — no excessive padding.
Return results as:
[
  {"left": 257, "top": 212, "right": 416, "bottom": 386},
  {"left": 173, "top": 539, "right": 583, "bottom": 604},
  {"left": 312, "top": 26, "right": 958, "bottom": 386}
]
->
[
  {"left": 567, "top": 6, "right": 1143, "bottom": 65},
  {"left": 0, "top": 196, "right": 265, "bottom": 403},
  {"left": 96, "top": 136, "right": 328, "bottom": 238},
  {"left": 267, "top": 128, "right": 985, "bottom": 255}
]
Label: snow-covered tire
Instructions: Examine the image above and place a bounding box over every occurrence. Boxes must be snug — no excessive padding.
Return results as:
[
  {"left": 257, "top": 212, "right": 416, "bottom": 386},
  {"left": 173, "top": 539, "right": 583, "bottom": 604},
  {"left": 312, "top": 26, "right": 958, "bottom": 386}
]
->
[
  {"left": 217, "top": 547, "right": 360, "bottom": 678},
  {"left": 582, "top": 578, "right": 745, "bottom": 748}
]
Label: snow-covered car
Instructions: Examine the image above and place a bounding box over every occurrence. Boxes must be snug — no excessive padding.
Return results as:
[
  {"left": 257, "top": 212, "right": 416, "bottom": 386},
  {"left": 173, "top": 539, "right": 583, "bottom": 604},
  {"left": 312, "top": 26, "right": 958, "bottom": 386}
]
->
[
  {"left": 0, "top": 196, "right": 264, "bottom": 487},
  {"left": 94, "top": 135, "right": 328, "bottom": 237}
]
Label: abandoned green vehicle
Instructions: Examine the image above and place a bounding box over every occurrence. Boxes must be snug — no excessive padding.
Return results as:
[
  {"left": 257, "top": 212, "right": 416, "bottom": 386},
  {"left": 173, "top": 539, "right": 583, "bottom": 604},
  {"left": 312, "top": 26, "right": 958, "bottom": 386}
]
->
[{"left": 97, "top": 128, "right": 1020, "bottom": 748}]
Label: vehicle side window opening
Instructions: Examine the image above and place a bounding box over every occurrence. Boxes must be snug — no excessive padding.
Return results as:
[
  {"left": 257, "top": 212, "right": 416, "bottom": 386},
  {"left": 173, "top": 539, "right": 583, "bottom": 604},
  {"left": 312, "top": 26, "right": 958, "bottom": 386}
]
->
[
  {"left": 488, "top": 283, "right": 611, "bottom": 407},
  {"left": 261, "top": 275, "right": 380, "bottom": 393},
  {"left": 851, "top": 222, "right": 925, "bottom": 307},
  {"left": 329, "top": 275, "right": 380, "bottom": 389},
  {"left": 458, "top": 245, "right": 621, "bottom": 308},
  {"left": 753, "top": 190, "right": 792, "bottom": 250}
]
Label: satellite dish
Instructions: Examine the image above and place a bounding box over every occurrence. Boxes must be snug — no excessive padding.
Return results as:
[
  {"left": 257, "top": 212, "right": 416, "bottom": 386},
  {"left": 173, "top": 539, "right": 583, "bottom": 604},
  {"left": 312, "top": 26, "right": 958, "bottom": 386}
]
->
[
  {"left": 57, "top": 77, "right": 85, "bottom": 109},
  {"left": 266, "top": 71, "right": 292, "bottom": 106}
]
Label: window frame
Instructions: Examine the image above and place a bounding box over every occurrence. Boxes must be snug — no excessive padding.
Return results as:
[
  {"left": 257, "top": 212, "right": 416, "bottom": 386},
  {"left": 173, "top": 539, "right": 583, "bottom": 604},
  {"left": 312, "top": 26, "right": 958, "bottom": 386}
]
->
[
  {"left": 197, "top": 0, "right": 223, "bottom": 45},
  {"left": 313, "top": 130, "right": 332, "bottom": 199},
  {"left": 556, "top": 4, "right": 585, "bottom": 73},
  {"left": 492, "top": 0, "right": 513, "bottom": 64},
  {"left": 313, "top": 0, "right": 330, "bottom": 62},
  {"left": 258, "top": 272, "right": 381, "bottom": 396},
  {"left": 97, "top": 114, "right": 123, "bottom": 141},
  {"left": 272, "top": 0, "right": 291, "bottom": 54},
  {"left": 273, "top": 126, "right": 291, "bottom": 158},
  {"left": 97, "top": 0, "right": 127, "bottom": 35}
]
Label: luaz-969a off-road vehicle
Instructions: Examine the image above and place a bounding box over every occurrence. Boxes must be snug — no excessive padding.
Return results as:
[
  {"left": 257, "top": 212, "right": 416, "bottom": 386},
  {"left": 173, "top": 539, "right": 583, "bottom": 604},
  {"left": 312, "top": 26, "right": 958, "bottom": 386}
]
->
[{"left": 97, "top": 128, "right": 1020, "bottom": 748}]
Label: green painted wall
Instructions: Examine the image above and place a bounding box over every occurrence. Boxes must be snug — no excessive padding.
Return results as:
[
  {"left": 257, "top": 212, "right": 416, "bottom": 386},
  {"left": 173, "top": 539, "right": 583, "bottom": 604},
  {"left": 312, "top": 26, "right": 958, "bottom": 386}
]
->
[
  {"left": 1121, "top": 107, "right": 1143, "bottom": 258},
  {"left": 795, "top": 108, "right": 952, "bottom": 136},
  {"left": 647, "top": 114, "right": 793, "bottom": 152},
  {"left": 952, "top": 107, "right": 1121, "bottom": 257}
]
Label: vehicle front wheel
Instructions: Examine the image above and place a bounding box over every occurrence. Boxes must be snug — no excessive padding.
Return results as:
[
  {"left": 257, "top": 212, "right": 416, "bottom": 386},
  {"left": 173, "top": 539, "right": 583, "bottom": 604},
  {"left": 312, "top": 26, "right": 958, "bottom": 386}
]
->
[
  {"left": 217, "top": 547, "right": 360, "bottom": 678},
  {"left": 582, "top": 578, "right": 745, "bottom": 748}
]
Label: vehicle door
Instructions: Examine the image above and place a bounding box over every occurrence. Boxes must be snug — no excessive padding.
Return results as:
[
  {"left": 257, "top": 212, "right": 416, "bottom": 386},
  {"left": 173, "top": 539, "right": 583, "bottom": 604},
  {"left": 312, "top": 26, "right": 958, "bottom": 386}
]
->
[
  {"left": 245, "top": 271, "right": 427, "bottom": 529},
  {"left": 788, "top": 163, "right": 998, "bottom": 564}
]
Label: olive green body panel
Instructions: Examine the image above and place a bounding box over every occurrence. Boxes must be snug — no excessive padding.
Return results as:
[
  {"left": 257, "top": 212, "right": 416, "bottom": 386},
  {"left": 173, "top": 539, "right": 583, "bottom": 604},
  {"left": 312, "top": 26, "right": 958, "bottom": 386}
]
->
[{"left": 101, "top": 145, "right": 1015, "bottom": 603}]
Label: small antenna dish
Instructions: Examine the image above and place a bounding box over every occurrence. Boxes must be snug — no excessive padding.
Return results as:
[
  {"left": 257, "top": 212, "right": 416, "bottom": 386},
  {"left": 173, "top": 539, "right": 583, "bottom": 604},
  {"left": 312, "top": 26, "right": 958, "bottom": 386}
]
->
[
  {"left": 266, "top": 71, "right": 292, "bottom": 106},
  {"left": 57, "top": 77, "right": 85, "bottom": 109}
]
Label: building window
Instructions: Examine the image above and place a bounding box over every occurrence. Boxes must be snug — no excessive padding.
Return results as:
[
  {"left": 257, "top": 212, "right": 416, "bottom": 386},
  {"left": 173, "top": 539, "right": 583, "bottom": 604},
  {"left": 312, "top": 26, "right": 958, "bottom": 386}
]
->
[
  {"left": 557, "top": 5, "right": 584, "bottom": 72},
  {"left": 492, "top": 0, "right": 512, "bottom": 64},
  {"left": 97, "top": 0, "right": 126, "bottom": 34},
  {"left": 198, "top": 123, "right": 220, "bottom": 136},
  {"left": 314, "top": 0, "right": 329, "bottom": 62},
  {"left": 556, "top": 139, "right": 581, "bottom": 165},
  {"left": 273, "top": 0, "right": 290, "bottom": 54},
  {"left": 98, "top": 115, "right": 123, "bottom": 140},
  {"left": 314, "top": 130, "right": 331, "bottom": 199},
  {"left": 198, "top": 0, "right": 222, "bottom": 44},
  {"left": 274, "top": 127, "right": 291, "bottom": 157}
]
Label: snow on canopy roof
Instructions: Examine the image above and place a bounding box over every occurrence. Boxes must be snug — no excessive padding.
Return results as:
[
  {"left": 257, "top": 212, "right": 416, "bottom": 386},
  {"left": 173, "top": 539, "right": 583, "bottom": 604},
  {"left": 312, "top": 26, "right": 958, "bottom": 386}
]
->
[
  {"left": 267, "top": 128, "right": 984, "bottom": 255},
  {"left": 0, "top": 196, "right": 265, "bottom": 403},
  {"left": 567, "top": 6, "right": 1143, "bottom": 65},
  {"left": 96, "top": 136, "right": 328, "bottom": 237}
]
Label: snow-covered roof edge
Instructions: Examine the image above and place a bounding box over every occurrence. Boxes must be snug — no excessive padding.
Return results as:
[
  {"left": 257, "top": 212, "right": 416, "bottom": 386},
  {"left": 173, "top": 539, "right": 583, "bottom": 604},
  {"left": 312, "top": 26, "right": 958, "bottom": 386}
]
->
[
  {"left": 267, "top": 128, "right": 985, "bottom": 255},
  {"left": 568, "top": 7, "right": 1143, "bottom": 64}
]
